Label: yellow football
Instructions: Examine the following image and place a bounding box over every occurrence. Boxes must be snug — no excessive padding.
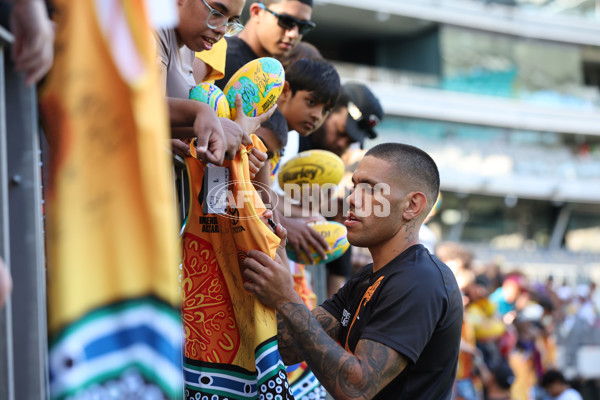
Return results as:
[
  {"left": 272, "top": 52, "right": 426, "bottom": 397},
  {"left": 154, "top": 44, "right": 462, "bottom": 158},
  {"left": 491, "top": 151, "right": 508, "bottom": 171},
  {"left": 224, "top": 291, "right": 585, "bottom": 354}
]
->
[
  {"left": 278, "top": 149, "right": 345, "bottom": 188},
  {"left": 222, "top": 57, "right": 285, "bottom": 120},
  {"left": 189, "top": 82, "right": 231, "bottom": 118},
  {"left": 286, "top": 221, "right": 350, "bottom": 266}
]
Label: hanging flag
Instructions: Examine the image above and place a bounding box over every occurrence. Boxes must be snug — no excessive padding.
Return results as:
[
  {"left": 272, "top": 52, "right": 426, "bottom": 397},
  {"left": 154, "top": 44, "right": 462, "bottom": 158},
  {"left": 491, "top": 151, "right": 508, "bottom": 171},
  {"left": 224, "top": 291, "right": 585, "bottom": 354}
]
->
[{"left": 40, "top": 0, "right": 183, "bottom": 399}]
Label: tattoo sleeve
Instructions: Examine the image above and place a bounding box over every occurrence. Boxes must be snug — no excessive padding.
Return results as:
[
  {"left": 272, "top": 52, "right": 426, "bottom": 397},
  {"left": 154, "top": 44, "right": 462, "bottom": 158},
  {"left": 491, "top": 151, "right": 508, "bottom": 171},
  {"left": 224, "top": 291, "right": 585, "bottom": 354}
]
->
[
  {"left": 277, "top": 306, "right": 340, "bottom": 365},
  {"left": 277, "top": 303, "right": 408, "bottom": 399}
]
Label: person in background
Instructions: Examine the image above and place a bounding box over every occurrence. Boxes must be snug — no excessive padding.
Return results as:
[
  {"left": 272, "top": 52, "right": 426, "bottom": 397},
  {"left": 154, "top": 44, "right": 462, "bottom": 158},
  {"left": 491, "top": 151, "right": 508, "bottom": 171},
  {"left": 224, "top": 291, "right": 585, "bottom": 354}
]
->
[
  {"left": 490, "top": 273, "right": 528, "bottom": 323},
  {"left": 277, "top": 40, "right": 322, "bottom": 70},
  {"left": 298, "top": 82, "right": 383, "bottom": 157},
  {"left": 540, "top": 370, "right": 583, "bottom": 400},
  {"left": 483, "top": 361, "right": 516, "bottom": 400},
  {"left": 215, "top": 0, "right": 315, "bottom": 89}
]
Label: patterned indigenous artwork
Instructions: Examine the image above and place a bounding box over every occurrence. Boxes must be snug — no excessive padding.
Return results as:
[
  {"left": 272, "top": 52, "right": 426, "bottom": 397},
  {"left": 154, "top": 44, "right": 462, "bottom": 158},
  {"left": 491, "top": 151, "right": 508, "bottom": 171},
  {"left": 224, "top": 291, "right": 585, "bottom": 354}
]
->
[
  {"left": 189, "top": 83, "right": 231, "bottom": 119},
  {"left": 182, "top": 135, "right": 294, "bottom": 400},
  {"left": 41, "top": 0, "right": 182, "bottom": 399}
]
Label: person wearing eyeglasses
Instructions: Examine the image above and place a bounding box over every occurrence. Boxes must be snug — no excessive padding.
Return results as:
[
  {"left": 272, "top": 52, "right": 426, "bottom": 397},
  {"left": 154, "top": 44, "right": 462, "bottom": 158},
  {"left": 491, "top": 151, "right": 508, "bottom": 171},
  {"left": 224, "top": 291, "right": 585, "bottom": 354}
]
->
[
  {"left": 214, "top": 0, "right": 315, "bottom": 90},
  {"left": 155, "top": 0, "right": 273, "bottom": 165}
]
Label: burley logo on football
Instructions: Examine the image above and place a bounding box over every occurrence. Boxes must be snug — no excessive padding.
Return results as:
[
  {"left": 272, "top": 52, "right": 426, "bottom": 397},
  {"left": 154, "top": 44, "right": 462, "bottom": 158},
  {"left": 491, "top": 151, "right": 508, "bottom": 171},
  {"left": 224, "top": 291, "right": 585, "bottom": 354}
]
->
[{"left": 206, "top": 181, "right": 392, "bottom": 220}]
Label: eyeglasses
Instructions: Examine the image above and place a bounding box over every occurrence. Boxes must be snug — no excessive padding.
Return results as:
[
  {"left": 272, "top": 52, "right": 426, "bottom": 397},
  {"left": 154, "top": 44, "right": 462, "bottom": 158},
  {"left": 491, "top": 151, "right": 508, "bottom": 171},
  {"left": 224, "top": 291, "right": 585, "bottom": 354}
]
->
[
  {"left": 201, "top": 0, "right": 244, "bottom": 37},
  {"left": 258, "top": 3, "right": 316, "bottom": 36}
]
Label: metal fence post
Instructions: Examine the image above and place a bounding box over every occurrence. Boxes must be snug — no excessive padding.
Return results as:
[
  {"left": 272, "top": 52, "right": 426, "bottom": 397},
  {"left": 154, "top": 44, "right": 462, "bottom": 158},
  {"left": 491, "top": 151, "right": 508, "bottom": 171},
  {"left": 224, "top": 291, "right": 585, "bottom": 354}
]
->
[
  {"left": 0, "top": 24, "right": 15, "bottom": 400},
  {"left": 0, "top": 24, "right": 49, "bottom": 400}
]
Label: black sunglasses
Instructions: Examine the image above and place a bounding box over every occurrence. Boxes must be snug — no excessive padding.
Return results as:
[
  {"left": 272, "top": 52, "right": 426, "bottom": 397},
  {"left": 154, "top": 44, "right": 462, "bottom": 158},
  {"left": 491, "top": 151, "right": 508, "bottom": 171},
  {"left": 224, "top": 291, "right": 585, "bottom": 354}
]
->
[{"left": 258, "top": 3, "right": 316, "bottom": 36}]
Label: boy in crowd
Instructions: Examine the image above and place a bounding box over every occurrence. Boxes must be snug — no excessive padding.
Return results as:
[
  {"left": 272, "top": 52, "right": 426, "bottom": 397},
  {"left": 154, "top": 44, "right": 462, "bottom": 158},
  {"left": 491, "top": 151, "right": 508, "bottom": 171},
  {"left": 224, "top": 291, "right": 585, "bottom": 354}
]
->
[{"left": 541, "top": 370, "right": 583, "bottom": 400}]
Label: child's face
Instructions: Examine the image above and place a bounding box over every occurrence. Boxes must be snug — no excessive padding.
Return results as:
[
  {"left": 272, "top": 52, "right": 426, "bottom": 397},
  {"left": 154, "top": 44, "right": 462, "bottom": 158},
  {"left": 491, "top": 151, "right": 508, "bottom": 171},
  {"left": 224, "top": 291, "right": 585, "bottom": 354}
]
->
[{"left": 281, "top": 90, "right": 329, "bottom": 136}]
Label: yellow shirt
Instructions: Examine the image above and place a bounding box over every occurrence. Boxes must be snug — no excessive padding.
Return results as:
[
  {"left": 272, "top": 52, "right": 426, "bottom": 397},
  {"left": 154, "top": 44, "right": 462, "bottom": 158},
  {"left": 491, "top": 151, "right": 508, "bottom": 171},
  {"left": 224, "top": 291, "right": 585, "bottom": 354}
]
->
[{"left": 195, "top": 39, "right": 227, "bottom": 83}]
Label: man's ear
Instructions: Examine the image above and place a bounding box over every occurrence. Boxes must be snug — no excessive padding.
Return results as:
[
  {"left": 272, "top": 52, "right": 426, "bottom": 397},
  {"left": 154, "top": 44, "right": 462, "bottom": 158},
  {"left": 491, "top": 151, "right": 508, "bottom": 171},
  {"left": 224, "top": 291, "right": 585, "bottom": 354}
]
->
[
  {"left": 249, "top": 2, "right": 264, "bottom": 18},
  {"left": 402, "top": 191, "right": 428, "bottom": 221}
]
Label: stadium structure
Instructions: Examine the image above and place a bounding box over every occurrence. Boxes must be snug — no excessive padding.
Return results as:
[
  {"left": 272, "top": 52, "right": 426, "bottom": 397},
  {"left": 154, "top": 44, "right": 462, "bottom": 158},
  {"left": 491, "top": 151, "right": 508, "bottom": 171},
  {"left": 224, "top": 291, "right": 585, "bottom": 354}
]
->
[{"left": 307, "top": 0, "right": 600, "bottom": 283}]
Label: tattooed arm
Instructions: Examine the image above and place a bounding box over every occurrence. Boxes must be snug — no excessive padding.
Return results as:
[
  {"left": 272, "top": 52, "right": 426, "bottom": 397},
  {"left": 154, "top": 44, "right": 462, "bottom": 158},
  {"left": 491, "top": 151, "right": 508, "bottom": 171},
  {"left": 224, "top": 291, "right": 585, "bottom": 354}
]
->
[
  {"left": 243, "top": 236, "right": 409, "bottom": 399},
  {"left": 276, "top": 306, "right": 340, "bottom": 365},
  {"left": 277, "top": 301, "right": 408, "bottom": 399}
]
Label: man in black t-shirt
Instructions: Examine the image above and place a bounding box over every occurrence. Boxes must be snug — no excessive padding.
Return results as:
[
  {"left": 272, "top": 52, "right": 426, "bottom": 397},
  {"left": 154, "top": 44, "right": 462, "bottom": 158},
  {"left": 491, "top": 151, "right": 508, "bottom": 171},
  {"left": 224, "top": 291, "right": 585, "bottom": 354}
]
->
[
  {"left": 243, "top": 143, "right": 463, "bottom": 399},
  {"left": 215, "top": 0, "right": 316, "bottom": 89}
]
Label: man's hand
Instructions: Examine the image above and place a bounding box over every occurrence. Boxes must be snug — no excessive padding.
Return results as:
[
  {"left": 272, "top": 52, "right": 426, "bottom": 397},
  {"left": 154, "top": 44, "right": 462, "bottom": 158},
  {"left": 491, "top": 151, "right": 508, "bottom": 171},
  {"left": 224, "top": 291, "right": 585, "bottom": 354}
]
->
[
  {"left": 282, "top": 215, "right": 330, "bottom": 265},
  {"left": 219, "top": 117, "right": 246, "bottom": 160},
  {"left": 191, "top": 103, "right": 227, "bottom": 164},
  {"left": 170, "top": 139, "right": 191, "bottom": 158},
  {"left": 10, "top": 0, "right": 54, "bottom": 86}
]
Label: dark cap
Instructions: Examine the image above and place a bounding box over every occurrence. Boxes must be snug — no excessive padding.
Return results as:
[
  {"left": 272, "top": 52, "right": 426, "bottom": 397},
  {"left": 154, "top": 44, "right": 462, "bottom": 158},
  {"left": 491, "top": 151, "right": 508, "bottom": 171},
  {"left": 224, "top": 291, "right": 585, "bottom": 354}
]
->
[
  {"left": 296, "top": 0, "right": 313, "bottom": 6},
  {"left": 343, "top": 82, "right": 383, "bottom": 146},
  {"left": 491, "top": 361, "right": 515, "bottom": 390}
]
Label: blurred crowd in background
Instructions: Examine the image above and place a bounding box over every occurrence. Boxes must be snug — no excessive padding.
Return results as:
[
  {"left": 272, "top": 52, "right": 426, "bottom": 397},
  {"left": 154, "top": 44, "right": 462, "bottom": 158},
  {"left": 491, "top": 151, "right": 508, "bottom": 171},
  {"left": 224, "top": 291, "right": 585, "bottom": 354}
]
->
[{"left": 432, "top": 240, "right": 600, "bottom": 400}]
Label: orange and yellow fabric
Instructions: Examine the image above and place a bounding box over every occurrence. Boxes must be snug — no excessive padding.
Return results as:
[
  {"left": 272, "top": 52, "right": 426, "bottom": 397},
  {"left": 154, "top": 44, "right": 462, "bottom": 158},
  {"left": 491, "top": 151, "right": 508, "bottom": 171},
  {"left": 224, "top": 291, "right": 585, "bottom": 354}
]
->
[
  {"left": 195, "top": 39, "right": 227, "bottom": 83},
  {"left": 41, "top": 0, "right": 182, "bottom": 399},
  {"left": 181, "top": 135, "right": 293, "bottom": 399}
]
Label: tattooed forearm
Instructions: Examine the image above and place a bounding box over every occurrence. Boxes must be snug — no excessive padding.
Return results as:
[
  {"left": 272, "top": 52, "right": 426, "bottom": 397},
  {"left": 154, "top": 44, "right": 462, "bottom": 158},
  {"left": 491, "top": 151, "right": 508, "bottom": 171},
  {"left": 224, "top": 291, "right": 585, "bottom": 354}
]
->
[
  {"left": 314, "top": 307, "right": 341, "bottom": 339},
  {"left": 277, "top": 307, "right": 340, "bottom": 364},
  {"left": 276, "top": 313, "right": 303, "bottom": 364},
  {"left": 277, "top": 302, "right": 408, "bottom": 400}
]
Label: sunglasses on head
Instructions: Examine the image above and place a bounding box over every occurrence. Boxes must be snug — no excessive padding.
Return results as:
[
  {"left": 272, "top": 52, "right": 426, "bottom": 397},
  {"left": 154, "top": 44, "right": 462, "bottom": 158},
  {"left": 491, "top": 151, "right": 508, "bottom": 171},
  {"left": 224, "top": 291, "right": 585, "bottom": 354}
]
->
[{"left": 258, "top": 3, "right": 316, "bottom": 36}]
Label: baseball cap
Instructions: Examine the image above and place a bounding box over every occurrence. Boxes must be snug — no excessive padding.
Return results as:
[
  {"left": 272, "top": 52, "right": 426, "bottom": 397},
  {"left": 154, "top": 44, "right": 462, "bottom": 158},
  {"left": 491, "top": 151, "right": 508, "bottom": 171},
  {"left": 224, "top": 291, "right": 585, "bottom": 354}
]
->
[{"left": 342, "top": 82, "right": 383, "bottom": 146}]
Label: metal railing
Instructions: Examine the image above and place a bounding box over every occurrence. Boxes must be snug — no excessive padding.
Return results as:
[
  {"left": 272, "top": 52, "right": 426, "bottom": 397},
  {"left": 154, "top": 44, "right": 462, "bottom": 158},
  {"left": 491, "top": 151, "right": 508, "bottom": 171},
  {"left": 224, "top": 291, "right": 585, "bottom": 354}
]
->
[{"left": 0, "top": 24, "right": 49, "bottom": 400}]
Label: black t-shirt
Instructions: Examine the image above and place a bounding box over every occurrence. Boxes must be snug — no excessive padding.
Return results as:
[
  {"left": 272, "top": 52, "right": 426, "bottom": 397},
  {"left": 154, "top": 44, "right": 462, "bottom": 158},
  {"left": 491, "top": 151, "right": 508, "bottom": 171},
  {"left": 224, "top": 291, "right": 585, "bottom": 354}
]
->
[
  {"left": 321, "top": 244, "right": 463, "bottom": 400},
  {"left": 214, "top": 37, "right": 259, "bottom": 90}
]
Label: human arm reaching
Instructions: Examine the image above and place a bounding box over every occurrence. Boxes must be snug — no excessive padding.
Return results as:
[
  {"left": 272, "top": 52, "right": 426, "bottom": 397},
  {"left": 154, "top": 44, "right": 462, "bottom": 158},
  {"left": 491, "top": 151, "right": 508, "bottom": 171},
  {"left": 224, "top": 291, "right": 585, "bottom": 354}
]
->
[
  {"left": 10, "top": 0, "right": 54, "bottom": 86},
  {"left": 242, "top": 226, "right": 409, "bottom": 400},
  {"left": 278, "top": 212, "right": 330, "bottom": 265}
]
